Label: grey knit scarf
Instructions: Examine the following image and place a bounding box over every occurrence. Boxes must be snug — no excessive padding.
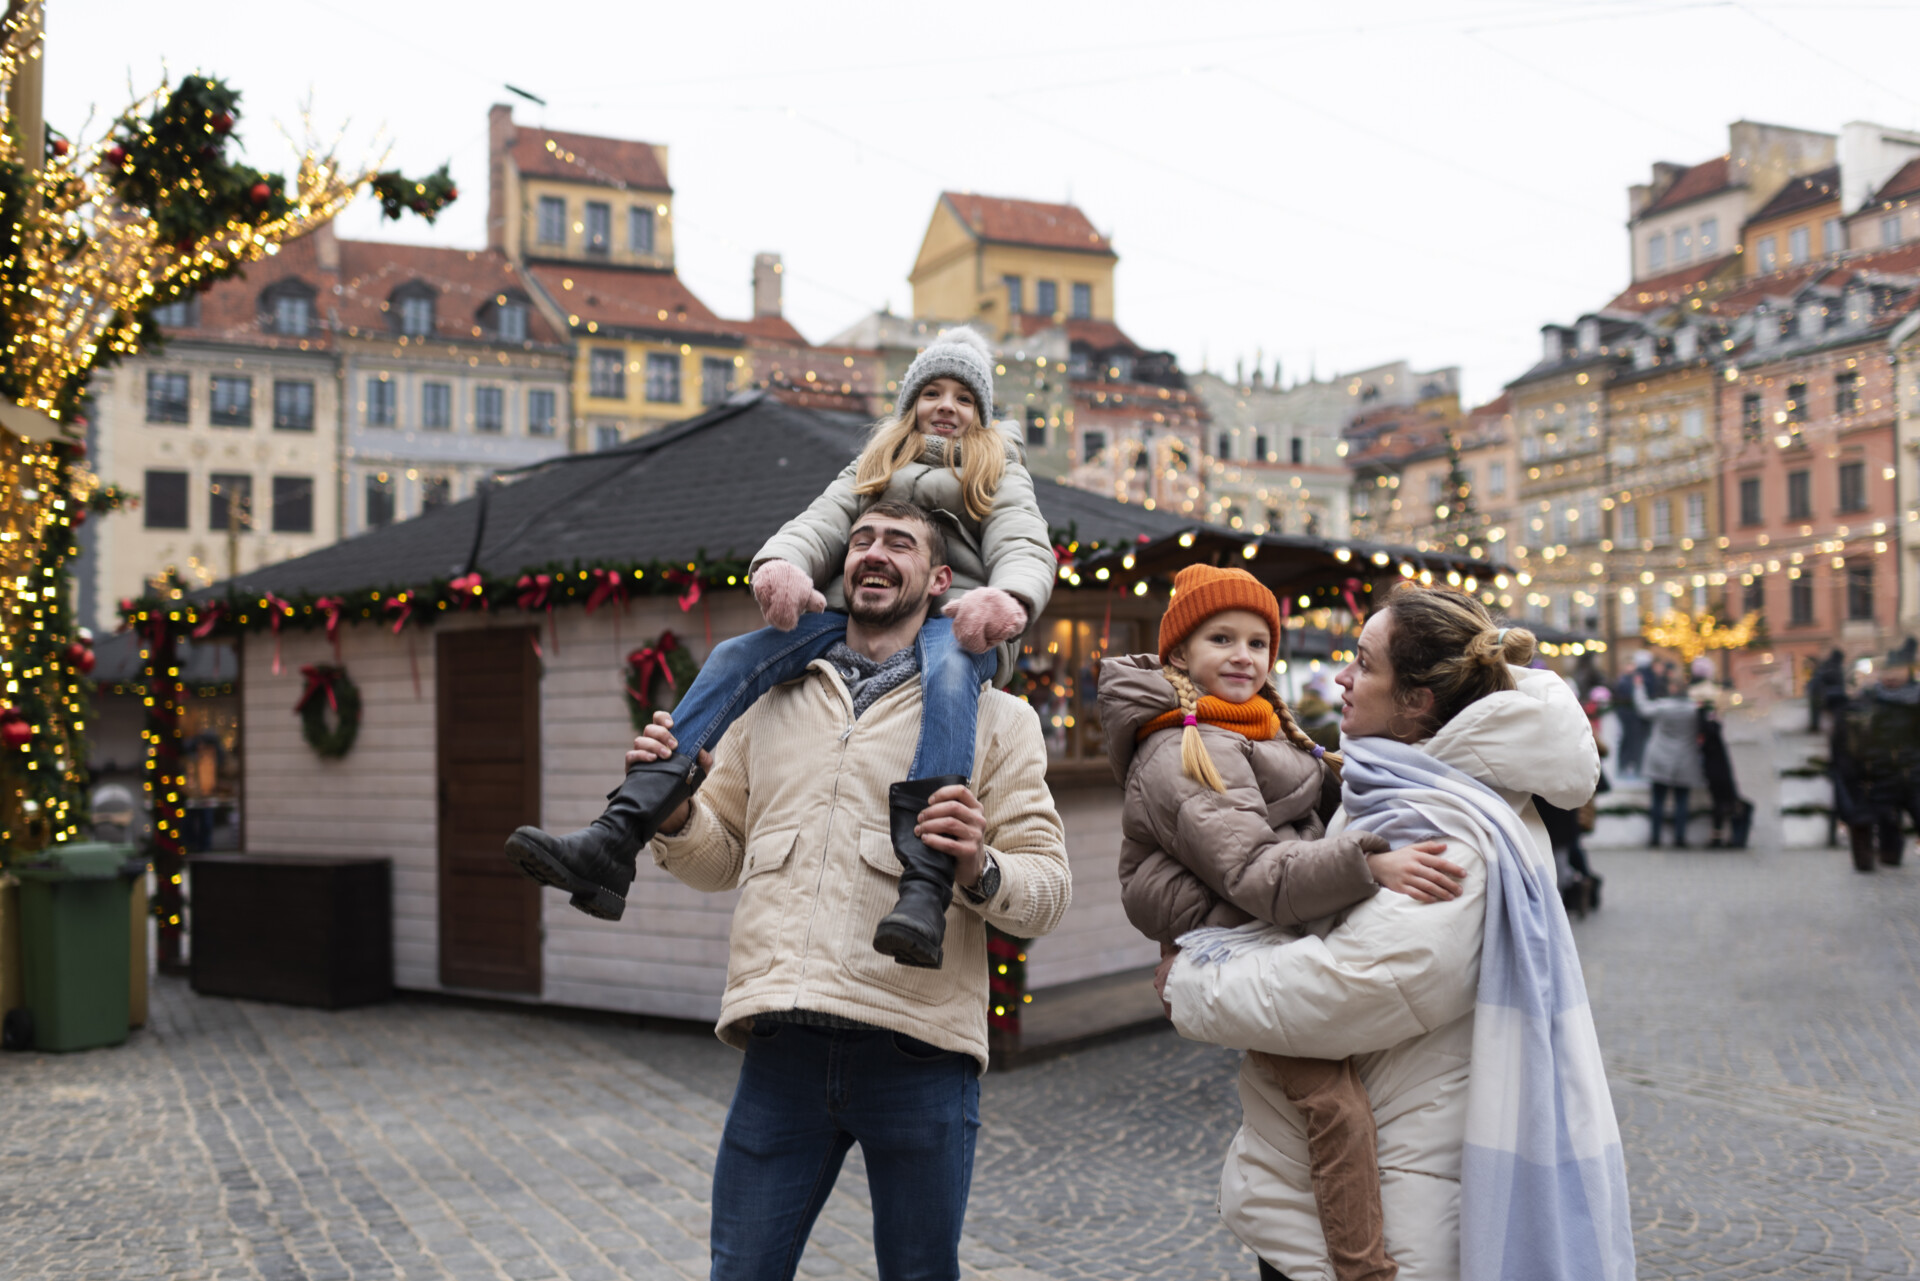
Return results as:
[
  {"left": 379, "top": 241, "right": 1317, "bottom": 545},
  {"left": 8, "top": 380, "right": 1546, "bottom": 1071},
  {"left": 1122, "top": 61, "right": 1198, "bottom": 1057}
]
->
[{"left": 825, "top": 641, "right": 920, "bottom": 718}]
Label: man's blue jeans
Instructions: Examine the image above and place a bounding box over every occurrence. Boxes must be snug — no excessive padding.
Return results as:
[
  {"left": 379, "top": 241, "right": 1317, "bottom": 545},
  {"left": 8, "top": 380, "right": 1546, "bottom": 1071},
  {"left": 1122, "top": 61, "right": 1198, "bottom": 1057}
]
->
[
  {"left": 664, "top": 613, "right": 998, "bottom": 780},
  {"left": 709, "top": 1021, "right": 980, "bottom": 1281}
]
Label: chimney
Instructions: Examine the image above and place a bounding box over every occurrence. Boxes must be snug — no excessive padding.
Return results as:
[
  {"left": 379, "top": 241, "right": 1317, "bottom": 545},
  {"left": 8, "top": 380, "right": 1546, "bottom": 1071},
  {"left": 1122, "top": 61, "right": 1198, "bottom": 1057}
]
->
[
  {"left": 313, "top": 219, "right": 340, "bottom": 272},
  {"left": 753, "top": 252, "right": 783, "bottom": 318},
  {"left": 488, "top": 104, "right": 514, "bottom": 254}
]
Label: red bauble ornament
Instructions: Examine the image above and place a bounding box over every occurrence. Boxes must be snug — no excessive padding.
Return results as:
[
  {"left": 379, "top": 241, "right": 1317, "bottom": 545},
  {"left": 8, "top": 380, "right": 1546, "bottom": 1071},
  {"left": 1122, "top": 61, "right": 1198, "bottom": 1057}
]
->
[
  {"left": 212, "top": 111, "right": 234, "bottom": 134},
  {"left": 66, "top": 641, "right": 95, "bottom": 675},
  {"left": 0, "top": 710, "right": 29, "bottom": 750},
  {"left": 50, "top": 137, "right": 68, "bottom": 157},
  {"left": 71, "top": 507, "right": 88, "bottom": 527},
  {"left": 106, "top": 144, "right": 126, "bottom": 166},
  {"left": 446, "top": 185, "right": 459, "bottom": 200},
  {"left": 250, "top": 181, "right": 271, "bottom": 204}
]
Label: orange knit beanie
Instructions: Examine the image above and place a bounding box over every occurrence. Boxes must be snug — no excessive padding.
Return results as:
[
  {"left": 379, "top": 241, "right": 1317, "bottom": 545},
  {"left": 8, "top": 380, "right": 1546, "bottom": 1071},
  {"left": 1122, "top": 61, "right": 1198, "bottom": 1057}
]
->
[{"left": 1157, "top": 564, "right": 1283, "bottom": 662}]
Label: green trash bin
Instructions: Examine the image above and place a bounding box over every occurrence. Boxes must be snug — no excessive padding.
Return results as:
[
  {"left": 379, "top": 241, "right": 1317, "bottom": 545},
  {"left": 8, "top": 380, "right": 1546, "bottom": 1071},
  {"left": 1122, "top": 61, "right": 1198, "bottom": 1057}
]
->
[{"left": 14, "top": 843, "right": 145, "bottom": 1052}]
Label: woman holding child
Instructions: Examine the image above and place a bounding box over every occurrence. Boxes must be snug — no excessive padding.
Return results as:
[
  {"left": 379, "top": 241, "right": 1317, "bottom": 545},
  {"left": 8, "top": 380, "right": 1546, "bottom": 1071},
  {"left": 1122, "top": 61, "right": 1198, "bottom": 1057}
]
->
[{"left": 1111, "top": 577, "right": 1631, "bottom": 1281}]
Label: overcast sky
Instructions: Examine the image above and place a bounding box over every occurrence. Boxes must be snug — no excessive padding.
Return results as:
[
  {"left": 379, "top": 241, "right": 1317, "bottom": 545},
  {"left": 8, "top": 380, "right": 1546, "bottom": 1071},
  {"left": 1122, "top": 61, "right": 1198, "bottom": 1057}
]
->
[{"left": 53, "top": 1, "right": 1920, "bottom": 407}]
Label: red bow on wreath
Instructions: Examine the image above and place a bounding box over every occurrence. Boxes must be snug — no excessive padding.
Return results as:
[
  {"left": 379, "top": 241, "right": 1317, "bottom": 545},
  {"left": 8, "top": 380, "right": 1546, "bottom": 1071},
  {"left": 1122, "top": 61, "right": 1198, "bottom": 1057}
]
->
[
  {"left": 191, "top": 601, "right": 226, "bottom": 639},
  {"left": 295, "top": 664, "right": 341, "bottom": 714},
  {"left": 315, "top": 596, "right": 345, "bottom": 660},
  {"left": 516, "top": 573, "right": 553, "bottom": 611},
  {"left": 384, "top": 596, "right": 413, "bottom": 634},
  {"left": 663, "top": 568, "right": 702, "bottom": 612},
  {"left": 626, "top": 631, "right": 681, "bottom": 702}
]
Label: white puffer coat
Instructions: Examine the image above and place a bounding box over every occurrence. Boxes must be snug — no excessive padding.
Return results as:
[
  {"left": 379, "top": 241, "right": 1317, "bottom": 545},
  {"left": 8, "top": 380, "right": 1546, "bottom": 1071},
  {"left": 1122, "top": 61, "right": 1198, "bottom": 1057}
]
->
[{"left": 1164, "top": 666, "right": 1599, "bottom": 1281}]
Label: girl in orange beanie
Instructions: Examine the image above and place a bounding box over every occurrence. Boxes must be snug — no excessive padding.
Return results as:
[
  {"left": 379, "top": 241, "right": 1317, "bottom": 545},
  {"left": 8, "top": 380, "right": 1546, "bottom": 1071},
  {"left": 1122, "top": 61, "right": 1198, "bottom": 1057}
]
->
[{"left": 1098, "top": 564, "right": 1464, "bottom": 1281}]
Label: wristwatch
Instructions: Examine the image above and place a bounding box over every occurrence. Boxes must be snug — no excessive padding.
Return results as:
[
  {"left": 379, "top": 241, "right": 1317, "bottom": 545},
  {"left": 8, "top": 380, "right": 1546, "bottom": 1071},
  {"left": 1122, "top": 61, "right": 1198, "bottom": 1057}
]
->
[{"left": 961, "top": 849, "right": 1001, "bottom": 904}]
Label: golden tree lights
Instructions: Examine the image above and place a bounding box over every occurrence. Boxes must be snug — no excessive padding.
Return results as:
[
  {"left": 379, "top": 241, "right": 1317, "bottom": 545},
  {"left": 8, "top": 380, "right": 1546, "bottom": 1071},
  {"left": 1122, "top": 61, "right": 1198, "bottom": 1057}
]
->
[{"left": 1641, "top": 610, "right": 1761, "bottom": 663}]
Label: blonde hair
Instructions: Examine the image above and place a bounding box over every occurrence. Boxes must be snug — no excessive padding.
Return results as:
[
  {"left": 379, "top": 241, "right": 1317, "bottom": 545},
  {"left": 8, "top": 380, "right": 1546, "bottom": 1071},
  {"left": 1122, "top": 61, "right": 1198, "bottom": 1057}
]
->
[
  {"left": 1381, "top": 583, "right": 1537, "bottom": 733},
  {"left": 852, "top": 392, "right": 1006, "bottom": 523},
  {"left": 1162, "top": 661, "right": 1344, "bottom": 795}
]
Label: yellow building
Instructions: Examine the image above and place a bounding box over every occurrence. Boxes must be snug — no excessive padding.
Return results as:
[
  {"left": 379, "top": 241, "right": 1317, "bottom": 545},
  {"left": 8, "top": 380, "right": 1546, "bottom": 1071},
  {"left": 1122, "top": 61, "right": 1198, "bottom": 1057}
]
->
[
  {"left": 1741, "top": 163, "right": 1843, "bottom": 275},
  {"left": 488, "top": 105, "right": 745, "bottom": 446},
  {"left": 910, "top": 192, "right": 1117, "bottom": 333}
]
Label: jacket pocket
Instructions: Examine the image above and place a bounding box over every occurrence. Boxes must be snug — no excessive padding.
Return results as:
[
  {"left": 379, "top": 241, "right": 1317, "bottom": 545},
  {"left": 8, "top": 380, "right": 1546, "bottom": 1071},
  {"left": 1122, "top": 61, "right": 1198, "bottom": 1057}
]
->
[
  {"left": 729, "top": 828, "right": 799, "bottom": 982},
  {"left": 845, "top": 828, "right": 967, "bottom": 1006}
]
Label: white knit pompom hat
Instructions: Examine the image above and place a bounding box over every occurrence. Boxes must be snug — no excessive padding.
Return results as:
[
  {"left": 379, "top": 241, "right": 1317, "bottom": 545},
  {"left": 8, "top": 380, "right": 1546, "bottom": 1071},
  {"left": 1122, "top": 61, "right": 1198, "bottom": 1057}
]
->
[{"left": 897, "top": 326, "right": 995, "bottom": 421}]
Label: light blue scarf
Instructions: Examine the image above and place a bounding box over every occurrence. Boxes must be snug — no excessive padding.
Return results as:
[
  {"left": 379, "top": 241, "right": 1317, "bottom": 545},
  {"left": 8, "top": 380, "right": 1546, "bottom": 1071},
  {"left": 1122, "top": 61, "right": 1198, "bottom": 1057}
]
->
[{"left": 1340, "top": 735, "right": 1635, "bottom": 1281}]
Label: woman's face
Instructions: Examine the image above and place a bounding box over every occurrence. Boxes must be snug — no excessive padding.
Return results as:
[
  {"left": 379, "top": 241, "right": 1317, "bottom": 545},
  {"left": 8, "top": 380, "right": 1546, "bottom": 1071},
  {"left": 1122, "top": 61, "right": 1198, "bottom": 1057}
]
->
[
  {"left": 915, "top": 376, "right": 978, "bottom": 438},
  {"left": 1168, "top": 609, "right": 1271, "bottom": 703},
  {"left": 1336, "top": 609, "right": 1428, "bottom": 741}
]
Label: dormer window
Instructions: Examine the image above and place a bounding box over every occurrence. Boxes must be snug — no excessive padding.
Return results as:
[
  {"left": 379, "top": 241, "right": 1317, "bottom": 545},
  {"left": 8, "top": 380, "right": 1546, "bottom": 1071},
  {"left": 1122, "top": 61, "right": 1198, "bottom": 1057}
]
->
[
  {"left": 629, "top": 206, "right": 655, "bottom": 253},
  {"left": 1542, "top": 329, "right": 1564, "bottom": 363},
  {"left": 1633, "top": 337, "right": 1655, "bottom": 370},
  {"left": 259, "top": 280, "right": 315, "bottom": 337},
  {"left": 484, "top": 293, "right": 531, "bottom": 342},
  {"left": 1576, "top": 319, "right": 1600, "bottom": 354},
  {"left": 1797, "top": 305, "right": 1825, "bottom": 340},
  {"left": 1674, "top": 329, "right": 1698, "bottom": 361},
  {"left": 392, "top": 282, "right": 437, "bottom": 337}
]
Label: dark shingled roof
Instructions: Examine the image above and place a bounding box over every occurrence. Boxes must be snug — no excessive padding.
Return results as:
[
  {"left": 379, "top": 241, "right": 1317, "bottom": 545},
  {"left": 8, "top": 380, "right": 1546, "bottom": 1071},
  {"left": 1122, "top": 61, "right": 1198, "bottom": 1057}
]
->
[{"left": 219, "top": 392, "right": 1196, "bottom": 596}]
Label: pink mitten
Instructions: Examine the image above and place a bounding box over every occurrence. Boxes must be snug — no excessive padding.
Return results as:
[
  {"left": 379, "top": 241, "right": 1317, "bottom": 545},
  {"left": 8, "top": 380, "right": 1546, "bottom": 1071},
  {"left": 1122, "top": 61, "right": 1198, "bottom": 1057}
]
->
[
  {"left": 751, "top": 560, "right": 825, "bottom": 631},
  {"left": 942, "top": 587, "right": 1029, "bottom": 653}
]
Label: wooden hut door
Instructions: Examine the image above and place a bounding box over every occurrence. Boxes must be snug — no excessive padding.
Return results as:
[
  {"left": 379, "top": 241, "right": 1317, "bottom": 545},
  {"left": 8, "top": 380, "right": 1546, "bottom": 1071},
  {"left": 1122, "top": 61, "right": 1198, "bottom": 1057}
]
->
[{"left": 436, "top": 627, "right": 542, "bottom": 993}]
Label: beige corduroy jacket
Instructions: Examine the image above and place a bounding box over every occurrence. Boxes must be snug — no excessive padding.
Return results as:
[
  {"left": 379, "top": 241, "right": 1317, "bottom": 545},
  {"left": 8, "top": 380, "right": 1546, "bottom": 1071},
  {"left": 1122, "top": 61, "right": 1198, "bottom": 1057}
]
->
[{"left": 649, "top": 657, "right": 1072, "bottom": 1073}]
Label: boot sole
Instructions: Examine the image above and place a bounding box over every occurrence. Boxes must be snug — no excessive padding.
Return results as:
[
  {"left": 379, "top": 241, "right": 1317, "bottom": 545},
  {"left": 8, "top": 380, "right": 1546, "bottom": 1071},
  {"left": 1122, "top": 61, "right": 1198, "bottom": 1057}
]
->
[
  {"left": 503, "top": 828, "right": 627, "bottom": 921},
  {"left": 873, "top": 915, "right": 942, "bottom": 968}
]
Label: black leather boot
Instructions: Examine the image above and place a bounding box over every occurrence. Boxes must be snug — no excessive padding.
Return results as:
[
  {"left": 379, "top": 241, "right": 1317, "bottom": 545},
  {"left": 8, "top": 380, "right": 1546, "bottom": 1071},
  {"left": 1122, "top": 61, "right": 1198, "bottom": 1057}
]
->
[
  {"left": 872, "top": 775, "right": 967, "bottom": 968},
  {"left": 503, "top": 754, "right": 706, "bottom": 920}
]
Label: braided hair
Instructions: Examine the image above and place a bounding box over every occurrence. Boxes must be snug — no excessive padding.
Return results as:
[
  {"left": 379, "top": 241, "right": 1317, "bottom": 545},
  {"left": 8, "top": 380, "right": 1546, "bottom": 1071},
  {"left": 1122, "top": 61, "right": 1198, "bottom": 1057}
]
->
[{"left": 1161, "top": 664, "right": 1344, "bottom": 794}]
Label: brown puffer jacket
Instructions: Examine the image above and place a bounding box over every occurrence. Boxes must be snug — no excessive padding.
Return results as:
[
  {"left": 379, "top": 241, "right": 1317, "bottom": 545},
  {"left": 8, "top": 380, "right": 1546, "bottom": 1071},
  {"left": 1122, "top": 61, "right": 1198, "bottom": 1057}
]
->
[{"left": 1098, "top": 654, "right": 1389, "bottom": 946}]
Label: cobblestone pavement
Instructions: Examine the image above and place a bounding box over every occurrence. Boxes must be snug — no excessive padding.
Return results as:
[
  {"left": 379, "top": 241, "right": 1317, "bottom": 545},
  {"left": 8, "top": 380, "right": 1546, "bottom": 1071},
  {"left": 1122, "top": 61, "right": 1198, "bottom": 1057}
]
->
[{"left": 7, "top": 718, "right": 1920, "bottom": 1279}]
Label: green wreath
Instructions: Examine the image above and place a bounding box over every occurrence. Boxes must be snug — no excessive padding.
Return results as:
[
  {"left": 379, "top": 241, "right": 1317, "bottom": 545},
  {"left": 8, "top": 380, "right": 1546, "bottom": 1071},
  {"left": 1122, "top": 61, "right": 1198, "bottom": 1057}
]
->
[
  {"left": 625, "top": 630, "right": 701, "bottom": 733},
  {"left": 295, "top": 663, "right": 361, "bottom": 759}
]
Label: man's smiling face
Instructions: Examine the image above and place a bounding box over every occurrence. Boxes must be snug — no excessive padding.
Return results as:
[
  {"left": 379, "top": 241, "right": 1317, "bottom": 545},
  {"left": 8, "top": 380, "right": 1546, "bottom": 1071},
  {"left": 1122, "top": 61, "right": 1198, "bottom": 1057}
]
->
[{"left": 844, "top": 513, "right": 947, "bottom": 629}]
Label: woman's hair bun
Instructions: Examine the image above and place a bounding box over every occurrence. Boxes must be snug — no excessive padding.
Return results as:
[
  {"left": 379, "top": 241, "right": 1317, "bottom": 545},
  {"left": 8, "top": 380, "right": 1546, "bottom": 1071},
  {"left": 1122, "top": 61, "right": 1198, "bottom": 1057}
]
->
[{"left": 1495, "top": 625, "right": 1536, "bottom": 666}]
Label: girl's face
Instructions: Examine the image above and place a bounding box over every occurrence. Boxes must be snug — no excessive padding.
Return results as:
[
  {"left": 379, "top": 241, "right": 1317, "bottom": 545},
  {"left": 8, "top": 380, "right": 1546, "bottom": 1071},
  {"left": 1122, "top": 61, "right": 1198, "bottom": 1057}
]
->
[
  {"left": 1335, "top": 609, "right": 1431, "bottom": 741},
  {"left": 915, "top": 376, "right": 978, "bottom": 438},
  {"left": 1168, "top": 609, "right": 1271, "bottom": 703}
]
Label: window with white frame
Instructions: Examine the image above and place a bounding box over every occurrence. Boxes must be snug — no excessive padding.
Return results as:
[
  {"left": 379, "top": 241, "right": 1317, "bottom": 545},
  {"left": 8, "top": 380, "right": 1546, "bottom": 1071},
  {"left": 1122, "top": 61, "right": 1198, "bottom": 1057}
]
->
[
  {"left": 421, "top": 381, "right": 451, "bottom": 430},
  {"left": 1036, "top": 280, "right": 1058, "bottom": 316},
  {"left": 1685, "top": 492, "right": 1706, "bottom": 538},
  {"left": 701, "top": 356, "right": 733, "bottom": 406},
  {"left": 1699, "top": 217, "right": 1718, "bottom": 253},
  {"left": 1757, "top": 236, "right": 1778, "bottom": 272},
  {"left": 210, "top": 375, "right": 252, "bottom": 427},
  {"left": 273, "top": 380, "right": 314, "bottom": 432},
  {"left": 1071, "top": 283, "right": 1092, "bottom": 319},
  {"left": 585, "top": 201, "right": 611, "bottom": 255},
  {"left": 1652, "top": 498, "right": 1672, "bottom": 544},
  {"left": 1681, "top": 408, "right": 1704, "bottom": 438},
  {"left": 1488, "top": 460, "right": 1506, "bottom": 495},
  {"left": 589, "top": 348, "right": 625, "bottom": 399},
  {"left": 1003, "top": 275, "right": 1023, "bottom": 314},
  {"left": 1647, "top": 232, "right": 1667, "bottom": 270},
  {"left": 1618, "top": 501, "right": 1638, "bottom": 543},
  {"left": 397, "top": 291, "right": 435, "bottom": 337},
  {"left": 1884, "top": 214, "right": 1902, "bottom": 246},
  {"left": 1673, "top": 225, "right": 1692, "bottom": 262},
  {"left": 595, "top": 424, "right": 622, "bottom": 451},
  {"left": 367, "top": 375, "right": 396, "bottom": 426},
  {"left": 475, "top": 385, "right": 504, "bottom": 433},
  {"left": 1788, "top": 226, "right": 1810, "bottom": 263},
  {"left": 629, "top": 206, "right": 655, "bottom": 253},
  {"left": 527, "top": 388, "right": 556, "bottom": 436},
  {"left": 1823, "top": 218, "right": 1844, "bottom": 254},
  {"left": 645, "top": 352, "right": 680, "bottom": 403},
  {"left": 495, "top": 300, "right": 528, "bottom": 343},
  {"left": 538, "top": 196, "right": 566, "bottom": 245}
]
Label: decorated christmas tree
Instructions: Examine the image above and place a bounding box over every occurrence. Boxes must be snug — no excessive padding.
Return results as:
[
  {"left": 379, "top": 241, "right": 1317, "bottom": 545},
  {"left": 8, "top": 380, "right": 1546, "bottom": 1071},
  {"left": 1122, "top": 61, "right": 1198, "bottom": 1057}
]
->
[{"left": 0, "top": 0, "right": 454, "bottom": 874}]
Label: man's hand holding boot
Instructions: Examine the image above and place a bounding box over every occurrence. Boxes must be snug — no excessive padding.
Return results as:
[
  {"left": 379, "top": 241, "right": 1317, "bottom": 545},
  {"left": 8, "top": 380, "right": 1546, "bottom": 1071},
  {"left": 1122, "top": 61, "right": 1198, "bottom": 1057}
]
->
[
  {"left": 626, "top": 713, "right": 713, "bottom": 836},
  {"left": 912, "top": 783, "right": 988, "bottom": 891}
]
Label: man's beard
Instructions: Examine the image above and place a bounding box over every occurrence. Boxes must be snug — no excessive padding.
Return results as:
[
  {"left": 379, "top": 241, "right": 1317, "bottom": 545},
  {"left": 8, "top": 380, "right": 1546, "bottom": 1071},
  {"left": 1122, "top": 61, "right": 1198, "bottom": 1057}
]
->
[{"left": 847, "top": 575, "right": 932, "bottom": 629}]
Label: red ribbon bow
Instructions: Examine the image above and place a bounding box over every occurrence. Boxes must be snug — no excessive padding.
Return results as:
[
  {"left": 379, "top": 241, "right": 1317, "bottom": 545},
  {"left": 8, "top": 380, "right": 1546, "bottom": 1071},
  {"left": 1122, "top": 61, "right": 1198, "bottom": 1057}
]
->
[
  {"left": 191, "top": 602, "right": 226, "bottom": 639},
  {"left": 663, "top": 569, "right": 702, "bottom": 613},
  {"left": 586, "top": 567, "right": 628, "bottom": 616},
  {"left": 626, "top": 631, "right": 680, "bottom": 702},
  {"left": 384, "top": 596, "right": 412, "bottom": 634},
  {"left": 449, "top": 573, "right": 487, "bottom": 608},
  {"left": 295, "top": 664, "right": 340, "bottom": 714},
  {"left": 516, "top": 573, "right": 552, "bottom": 612},
  {"left": 315, "top": 596, "right": 345, "bottom": 660},
  {"left": 264, "top": 592, "right": 292, "bottom": 674}
]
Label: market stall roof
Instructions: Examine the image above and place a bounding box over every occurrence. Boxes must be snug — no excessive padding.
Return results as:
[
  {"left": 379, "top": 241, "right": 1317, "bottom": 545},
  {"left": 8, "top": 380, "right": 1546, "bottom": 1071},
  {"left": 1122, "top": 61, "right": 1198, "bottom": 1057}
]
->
[{"left": 1075, "top": 525, "right": 1513, "bottom": 601}]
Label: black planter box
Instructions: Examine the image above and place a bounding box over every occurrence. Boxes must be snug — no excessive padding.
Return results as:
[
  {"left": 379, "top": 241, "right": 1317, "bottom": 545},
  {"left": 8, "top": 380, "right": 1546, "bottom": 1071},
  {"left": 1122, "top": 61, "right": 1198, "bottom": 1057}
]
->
[{"left": 189, "top": 854, "right": 393, "bottom": 1008}]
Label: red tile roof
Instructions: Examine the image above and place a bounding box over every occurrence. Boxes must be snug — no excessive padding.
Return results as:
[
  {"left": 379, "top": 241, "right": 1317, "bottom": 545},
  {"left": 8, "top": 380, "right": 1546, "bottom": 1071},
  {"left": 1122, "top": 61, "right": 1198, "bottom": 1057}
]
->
[
  {"left": 159, "top": 228, "right": 336, "bottom": 347},
  {"left": 1864, "top": 157, "right": 1920, "bottom": 209},
  {"left": 510, "top": 126, "right": 671, "bottom": 193},
  {"left": 1013, "top": 313, "right": 1137, "bottom": 350},
  {"left": 1747, "top": 164, "right": 1840, "bottom": 225},
  {"left": 335, "top": 241, "right": 565, "bottom": 345},
  {"left": 1641, "top": 156, "right": 1732, "bottom": 217},
  {"left": 526, "top": 262, "right": 738, "bottom": 342},
  {"left": 734, "top": 313, "right": 809, "bottom": 346},
  {"left": 942, "top": 192, "right": 1113, "bottom": 254},
  {"left": 1605, "top": 252, "right": 1742, "bottom": 313}
]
